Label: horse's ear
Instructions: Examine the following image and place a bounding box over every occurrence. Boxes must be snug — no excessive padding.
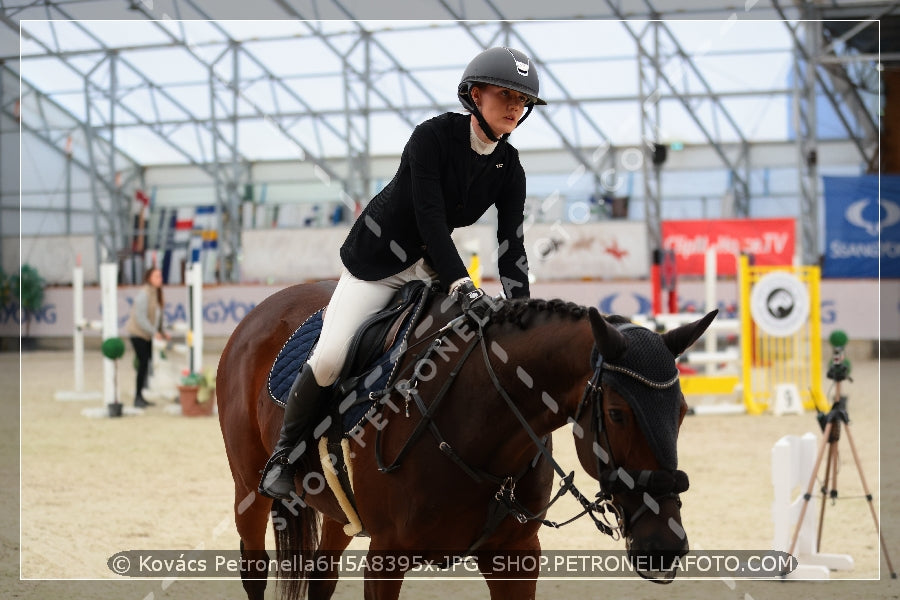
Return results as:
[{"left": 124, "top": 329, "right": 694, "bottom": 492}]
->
[
  {"left": 662, "top": 309, "right": 718, "bottom": 357},
  {"left": 588, "top": 307, "right": 628, "bottom": 362}
]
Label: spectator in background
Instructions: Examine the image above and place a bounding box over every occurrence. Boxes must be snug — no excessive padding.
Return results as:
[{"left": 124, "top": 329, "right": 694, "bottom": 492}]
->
[{"left": 125, "top": 267, "right": 170, "bottom": 408}]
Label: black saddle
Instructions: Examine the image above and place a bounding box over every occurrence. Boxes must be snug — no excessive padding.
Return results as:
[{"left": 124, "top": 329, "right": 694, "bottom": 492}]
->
[
  {"left": 268, "top": 279, "right": 435, "bottom": 412},
  {"left": 334, "top": 279, "right": 433, "bottom": 397}
]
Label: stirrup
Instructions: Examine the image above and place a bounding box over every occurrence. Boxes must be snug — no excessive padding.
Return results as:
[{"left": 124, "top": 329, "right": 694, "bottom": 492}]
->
[{"left": 258, "top": 449, "right": 296, "bottom": 500}]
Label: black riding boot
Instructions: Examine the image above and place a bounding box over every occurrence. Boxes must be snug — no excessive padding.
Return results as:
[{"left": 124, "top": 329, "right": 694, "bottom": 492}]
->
[{"left": 258, "top": 363, "right": 329, "bottom": 500}]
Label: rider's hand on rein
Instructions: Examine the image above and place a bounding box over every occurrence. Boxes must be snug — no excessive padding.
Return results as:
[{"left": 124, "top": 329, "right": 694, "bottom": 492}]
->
[{"left": 452, "top": 279, "right": 494, "bottom": 327}]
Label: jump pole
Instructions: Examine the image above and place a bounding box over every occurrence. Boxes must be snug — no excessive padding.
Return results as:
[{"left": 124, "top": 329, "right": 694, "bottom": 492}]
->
[
  {"left": 676, "top": 247, "right": 743, "bottom": 414},
  {"left": 81, "top": 263, "right": 138, "bottom": 418},
  {"left": 158, "top": 258, "right": 201, "bottom": 414},
  {"left": 186, "top": 259, "right": 203, "bottom": 374},
  {"left": 54, "top": 259, "right": 103, "bottom": 401},
  {"left": 704, "top": 247, "right": 717, "bottom": 373},
  {"left": 99, "top": 262, "right": 118, "bottom": 407}
]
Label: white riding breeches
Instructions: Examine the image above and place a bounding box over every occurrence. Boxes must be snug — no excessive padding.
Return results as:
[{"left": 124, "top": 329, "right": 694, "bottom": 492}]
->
[{"left": 307, "top": 260, "right": 438, "bottom": 386}]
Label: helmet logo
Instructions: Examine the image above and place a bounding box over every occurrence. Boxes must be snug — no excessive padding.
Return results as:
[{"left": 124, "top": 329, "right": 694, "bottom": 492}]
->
[
  {"left": 505, "top": 47, "right": 530, "bottom": 77},
  {"left": 515, "top": 59, "right": 530, "bottom": 76}
]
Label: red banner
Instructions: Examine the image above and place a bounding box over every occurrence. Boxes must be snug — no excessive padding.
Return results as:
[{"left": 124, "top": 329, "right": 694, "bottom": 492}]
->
[{"left": 662, "top": 218, "right": 795, "bottom": 276}]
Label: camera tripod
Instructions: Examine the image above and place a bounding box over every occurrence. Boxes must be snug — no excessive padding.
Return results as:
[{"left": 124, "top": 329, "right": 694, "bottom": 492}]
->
[{"left": 788, "top": 374, "right": 896, "bottom": 578}]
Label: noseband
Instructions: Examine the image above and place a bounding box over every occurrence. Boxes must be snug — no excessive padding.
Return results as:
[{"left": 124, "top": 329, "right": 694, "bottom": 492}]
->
[{"left": 575, "top": 343, "right": 690, "bottom": 535}]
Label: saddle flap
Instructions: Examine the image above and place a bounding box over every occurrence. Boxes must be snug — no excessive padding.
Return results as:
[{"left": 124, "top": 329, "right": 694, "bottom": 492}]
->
[
  {"left": 267, "top": 280, "right": 434, "bottom": 436},
  {"left": 337, "top": 280, "right": 430, "bottom": 385}
]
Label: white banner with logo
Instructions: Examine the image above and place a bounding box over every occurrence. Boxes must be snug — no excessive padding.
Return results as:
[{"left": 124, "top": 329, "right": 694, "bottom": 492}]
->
[
  {"left": 3, "top": 279, "right": 893, "bottom": 341},
  {"left": 240, "top": 222, "right": 649, "bottom": 284}
]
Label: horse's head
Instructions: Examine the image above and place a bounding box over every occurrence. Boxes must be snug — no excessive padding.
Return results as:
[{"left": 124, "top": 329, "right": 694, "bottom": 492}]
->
[{"left": 573, "top": 308, "right": 716, "bottom": 583}]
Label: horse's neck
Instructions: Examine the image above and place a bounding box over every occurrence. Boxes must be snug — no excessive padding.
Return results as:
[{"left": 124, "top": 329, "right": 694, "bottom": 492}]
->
[{"left": 490, "top": 317, "right": 594, "bottom": 432}]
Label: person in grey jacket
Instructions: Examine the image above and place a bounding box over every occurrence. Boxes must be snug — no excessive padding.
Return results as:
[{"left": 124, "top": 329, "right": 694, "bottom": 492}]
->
[
  {"left": 259, "top": 46, "right": 547, "bottom": 500},
  {"left": 125, "top": 267, "right": 170, "bottom": 408}
]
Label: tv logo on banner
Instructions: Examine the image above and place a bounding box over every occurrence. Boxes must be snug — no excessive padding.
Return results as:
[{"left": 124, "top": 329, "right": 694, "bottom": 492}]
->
[
  {"left": 823, "top": 175, "right": 900, "bottom": 278},
  {"left": 661, "top": 218, "right": 795, "bottom": 276}
]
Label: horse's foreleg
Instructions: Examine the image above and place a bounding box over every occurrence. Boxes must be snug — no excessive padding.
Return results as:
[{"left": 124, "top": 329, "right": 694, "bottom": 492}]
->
[
  {"left": 235, "top": 490, "right": 274, "bottom": 600},
  {"left": 477, "top": 540, "right": 541, "bottom": 600},
  {"left": 362, "top": 543, "right": 406, "bottom": 600},
  {"left": 363, "top": 573, "right": 404, "bottom": 600},
  {"left": 308, "top": 516, "right": 353, "bottom": 600}
]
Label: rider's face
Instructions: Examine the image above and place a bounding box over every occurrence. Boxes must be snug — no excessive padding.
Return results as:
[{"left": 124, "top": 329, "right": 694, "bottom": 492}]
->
[{"left": 471, "top": 84, "right": 529, "bottom": 140}]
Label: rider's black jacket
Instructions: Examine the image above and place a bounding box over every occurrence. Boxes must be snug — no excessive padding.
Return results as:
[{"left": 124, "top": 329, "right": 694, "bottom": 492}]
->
[{"left": 340, "top": 112, "right": 530, "bottom": 299}]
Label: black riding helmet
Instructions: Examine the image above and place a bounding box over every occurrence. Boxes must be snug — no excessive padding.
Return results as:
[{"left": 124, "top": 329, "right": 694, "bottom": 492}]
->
[{"left": 458, "top": 46, "right": 547, "bottom": 142}]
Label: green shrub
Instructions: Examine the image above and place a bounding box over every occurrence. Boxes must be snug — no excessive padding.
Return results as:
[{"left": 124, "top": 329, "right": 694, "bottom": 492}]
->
[{"left": 11, "top": 264, "right": 45, "bottom": 337}]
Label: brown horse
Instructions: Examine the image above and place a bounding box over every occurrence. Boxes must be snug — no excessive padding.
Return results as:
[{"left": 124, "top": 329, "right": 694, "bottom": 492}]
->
[{"left": 217, "top": 281, "right": 715, "bottom": 600}]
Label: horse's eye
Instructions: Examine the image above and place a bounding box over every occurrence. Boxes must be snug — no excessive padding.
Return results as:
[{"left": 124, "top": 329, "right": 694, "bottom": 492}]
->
[{"left": 608, "top": 409, "right": 625, "bottom": 423}]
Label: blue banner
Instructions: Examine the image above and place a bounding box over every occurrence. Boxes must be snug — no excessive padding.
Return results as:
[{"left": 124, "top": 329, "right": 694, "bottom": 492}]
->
[{"left": 823, "top": 175, "right": 900, "bottom": 278}]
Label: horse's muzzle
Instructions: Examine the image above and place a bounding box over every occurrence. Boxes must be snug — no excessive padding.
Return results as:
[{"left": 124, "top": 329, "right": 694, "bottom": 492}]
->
[{"left": 626, "top": 538, "right": 689, "bottom": 584}]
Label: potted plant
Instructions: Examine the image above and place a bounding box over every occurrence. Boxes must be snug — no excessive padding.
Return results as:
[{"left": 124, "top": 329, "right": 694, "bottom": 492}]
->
[
  {"left": 179, "top": 369, "right": 216, "bottom": 416},
  {"left": 11, "top": 264, "right": 45, "bottom": 349},
  {"left": 101, "top": 337, "right": 126, "bottom": 417}
]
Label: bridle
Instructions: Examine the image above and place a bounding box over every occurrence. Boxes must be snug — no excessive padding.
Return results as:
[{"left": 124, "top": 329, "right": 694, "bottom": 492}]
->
[
  {"left": 574, "top": 343, "right": 690, "bottom": 535},
  {"left": 371, "top": 314, "right": 689, "bottom": 551}
]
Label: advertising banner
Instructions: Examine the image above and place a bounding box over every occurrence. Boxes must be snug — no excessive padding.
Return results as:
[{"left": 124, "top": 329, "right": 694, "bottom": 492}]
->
[
  {"left": 662, "top": 218, "right": 795, "bottom": 276},
  {"left": 823, "top": 175, "right": 900, "bottom": 278},
  {"left": 3, "top": 278, "right": 891, "bottom": 341},
  {"left": 241, "top": 222, "right": 651, "bottom": 284}
]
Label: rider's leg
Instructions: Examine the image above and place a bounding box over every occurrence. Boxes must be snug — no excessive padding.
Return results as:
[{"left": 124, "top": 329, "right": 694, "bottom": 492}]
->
[
  {"left": 258, "top": 269, "right": 400, "bottom": 500},
  {"left": 258, "top": 262, "right": 439, "bottom": 500},
  {"left": 306, "top": 260, "right": 437, "bottom": 385}
]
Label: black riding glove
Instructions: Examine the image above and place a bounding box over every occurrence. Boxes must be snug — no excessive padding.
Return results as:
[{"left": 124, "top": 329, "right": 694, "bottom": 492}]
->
[{"left": 454, "top": 280, "right": 494, "bottom": 327}]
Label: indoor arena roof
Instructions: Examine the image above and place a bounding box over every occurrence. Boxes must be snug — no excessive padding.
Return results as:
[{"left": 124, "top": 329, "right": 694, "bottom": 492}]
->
[{"left": 1, "top": 0, "right": 894, "bottom": 167}]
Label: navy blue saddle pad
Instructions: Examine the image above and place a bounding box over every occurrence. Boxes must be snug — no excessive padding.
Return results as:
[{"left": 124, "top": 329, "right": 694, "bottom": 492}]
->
[
  {"left": 267, "top": 308, "right": 324, "bottom": 406},
  {"left": 267, "top": 301, "right": 422, "bottom": 434}
]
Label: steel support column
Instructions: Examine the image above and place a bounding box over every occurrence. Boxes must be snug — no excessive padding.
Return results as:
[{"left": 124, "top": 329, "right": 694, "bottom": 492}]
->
[
  {"left": 793, "top": 18, "right": 821, "bottom": 266},
  {"left": 82, "top": 51, "right": 135, "bottom": 276},
  {"left": 342, "top": 31, "right": 373, "bottom": 217},
  {"left": 209, "top": 43, "right": 251, "bottom": 283},
  {"left": 774, "top": 1, "right": 879, "bottom": 168},
  {"left": 637, "top": 21, "right": 664, "bottom": 255}
]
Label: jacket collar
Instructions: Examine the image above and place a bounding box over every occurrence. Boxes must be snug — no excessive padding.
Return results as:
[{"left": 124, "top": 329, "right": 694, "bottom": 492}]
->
[
  {"left": 453, "top": 112, "right": 471, "bottom": 144},
  {"left": 453, "top": 111, "right": 507, "bottom": 153}
]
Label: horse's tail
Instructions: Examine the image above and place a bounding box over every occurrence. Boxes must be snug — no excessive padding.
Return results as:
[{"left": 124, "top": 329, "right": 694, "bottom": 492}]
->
[{"left": 272, "top": 497, "right": 320, "bottom": 600}]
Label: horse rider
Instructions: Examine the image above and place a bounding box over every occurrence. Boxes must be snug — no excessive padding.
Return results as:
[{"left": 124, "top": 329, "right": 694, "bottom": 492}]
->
[{"left": 259, "top": 46, "right": 547, "bottom": 500}]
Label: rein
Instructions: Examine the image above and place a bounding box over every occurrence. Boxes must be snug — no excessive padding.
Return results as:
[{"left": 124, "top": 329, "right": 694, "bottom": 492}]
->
[
  {"left": 372, "top": 316, "right": 623, "bottom": 546},
  {"left": 474, "top": 325, "right": 625, "bottom": 540},
  {"left": 369, "top": 311, "right": 688, "bottom": 552}
]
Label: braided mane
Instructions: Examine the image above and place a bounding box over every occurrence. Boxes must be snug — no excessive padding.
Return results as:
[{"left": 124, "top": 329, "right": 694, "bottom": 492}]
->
[{"left": 490, "top": 298, "right": 589, "bottom": 329}]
